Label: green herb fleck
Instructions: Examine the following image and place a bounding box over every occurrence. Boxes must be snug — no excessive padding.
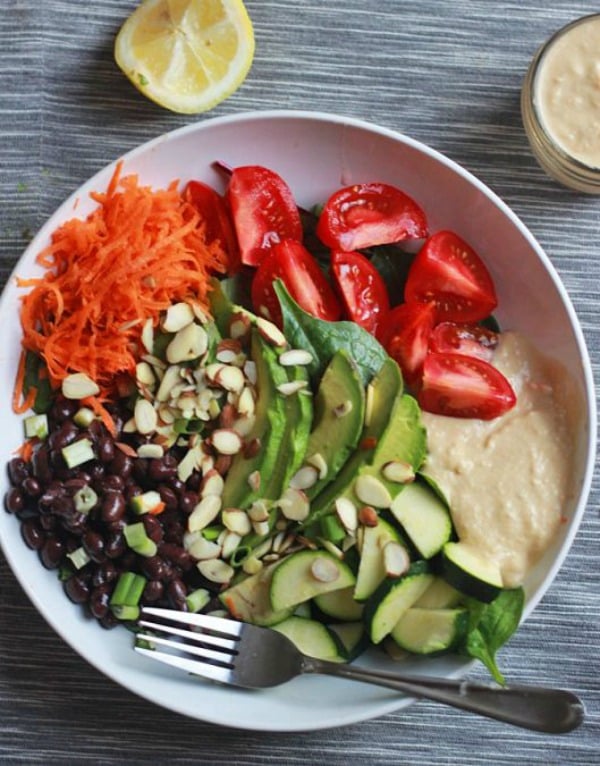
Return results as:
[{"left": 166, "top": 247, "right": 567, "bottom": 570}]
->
[{"left": 137, "top": 73, "right": 149, "bottom": 87}]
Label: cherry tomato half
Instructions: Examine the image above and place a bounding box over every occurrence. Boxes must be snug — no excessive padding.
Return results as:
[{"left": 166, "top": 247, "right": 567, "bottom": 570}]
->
[
  {"left": 251, "top": 239, "right": 342, "bottom": 327},
  {"left": 428, "top": 321, "right": 499, "bottom": 362},
  {"left": 185, "top": 180, "right": 240, "bottom": 271},
  {"left": 379, "top": 301, "right": 437, "bottom": 387},
  {"left": 404, "top": 231, "right": 498, "bottom": 323},
  {"left": 226, "top": 166, "right": 303, "bottom": 267},
  {"left": 316, "top": 182, "right": 428, "bottom": 252},
  {"left": 418, "top": 352, "right": 516, "bottom": 420},
  {"left": 330, "top": 250, "right": 390, "bottom": 336}
]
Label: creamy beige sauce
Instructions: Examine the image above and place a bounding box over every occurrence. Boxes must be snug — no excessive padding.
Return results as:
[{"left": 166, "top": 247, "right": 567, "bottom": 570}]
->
[
  {"left": 422, "top": 332, "right": 580, "bottom": 587},
  {"left": 536, "top": 16, "right": 600, "bottom": 168}
]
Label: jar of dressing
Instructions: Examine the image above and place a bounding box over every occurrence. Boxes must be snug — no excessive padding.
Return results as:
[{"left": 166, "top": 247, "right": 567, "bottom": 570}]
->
[{"left": 522, "top": 13, "right": 600, "bottom": 193}]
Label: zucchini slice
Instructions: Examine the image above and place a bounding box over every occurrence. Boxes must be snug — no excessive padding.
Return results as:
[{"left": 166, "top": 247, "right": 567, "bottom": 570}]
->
[
  {"left": 354, "top": 517, "right": 404, "bottom": 602},
  {"left": 273, "top": 616, "right": 345, "bottom": 662},
  {"left": 441, "top": 541, "right": 503, "bottom": 603},
  {"left": 365, "top": 561, "right": 434, "bottom": 644},
  {"left": 389, "top": 480, "right": 453, "bottom": 559},
  {"left": 270, "top": 550, "right": 356, "bottom": 612},
  {"left": 219, "top": 561, "right": 292, "bottom": 627},
  {"left": 413, "top": 577, "right": 462, "bottom": 609},
  {"left": 390, "top": 607, "right": 469, "bottom": 654},
  {"left": 328, "top": 621, "right": 369, "bottom": 661},
  {"left": 313, "top": 586, "right": 364, "bottom": 621}
]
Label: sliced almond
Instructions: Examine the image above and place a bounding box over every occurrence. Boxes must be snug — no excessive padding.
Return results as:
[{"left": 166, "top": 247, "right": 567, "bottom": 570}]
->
[
  {"left": 306, "top": 452, "right": 328, "bottom": 480},
  {"left": 252, "top": 519, "right": 270, "bottom": 537},
  {"left": 228, "top": 311, "right": 252, "bottom": 341},
  {"left": 187, "top": 495, "right": 222, "bottom": 533},
  {"left": 333, "top": 400, "right": 353, "bottom": 418},
  {"left": 310, "top": 555, "right": 340, "bottom": 583},
  {"left": 278, "top": 487, "right": 310, "bottom": 522},
  {"left": 335, "top": 497, "right": 358, "bottom": 533},
  {"left": 243, "top": 360, "right": 257, "bottom": 385},
  {"left": 289, "top": 465, "right": 318, "bottom": 490},
  {"left": 358, "top": 505, "right": 379, "bottom": 527},
  {"left": 354, "top": 474, "right": 393, "bottom": 508},
  {"left": 248, "top": 500, "right": 270, "bottom": 523},
  {"left": 61, "top": 373, "right": 100, "bottom": 400},
  {"left": 185, "top": 533, "right": 222, "bottom": 561},
  {"left": 204, "top": 363, "right": 225, "bottom": 385},
  {"left": 277, "top": 380, "right": 308, "bottom": 396},
  {"left": 256, "top": 316, "right": 287, "bottom": 347},
  {"left": 200, "top": 469, "right": 225, "bottom": 498},
  {"left": 364, "top": 381, "right": 376, "bottom": 427},
  {"left": 243, "top": 436, "right": 261, "bottom": 459},
  {"left": 156, "top": 365, "right": 182, "bottom": 402},
  {"left": 141, "top": 318, "right": 154, "bottom": 354},
  {"left": 383, "top": 541, "right": 411, "bottom": 577},
  {"left": 222, "top": 508, "right": 252, "bottom": 536},
  {"left": 233, "top": 415, "right": 256, "bottom": 437},
  {"left": 279, "top": 349, "right": 313, "bottom": 366},
  {"left": 237, "top": 387, "right": 256, "bottom": 417},
  {"left": 134, "top": 398, "right": 158, "bottom": 435},
  {"left": 136, "top": 443, "right": 164, "bottom": 459},
  {"left": 221, "top": 531, "right": 243, "bottom": 559},
  {"left": 317, "top": 538, "right": 344, "bottom": 560},
  {"left": 166, "top": 323, "right": 208, "bottom": 364},
  {"left": 381, "top": 461, "right": 416, "bottom": 484},
  {"left": 210, "top": 428, "right": 243, "bottom": 455},
  {"left": 247, "top": 470, "right": 261, "bottom": 492},
  {"left": 197, "top": 559, "right": 234, "bottom": 585},
  {"left": 215, "top": 365, "right": 245, "bottom": 394},
  {"left": 136, "top": 361, "right": 156, "bottom": 388},
  {"left": 177, "top": 445, "right": 203, "bottom": 482},
  {"left": 162, "top": 302, "right": 195, "bottom": 333},
  {"left": 242, "top": 556, "right": 263, "bottom": 575}
]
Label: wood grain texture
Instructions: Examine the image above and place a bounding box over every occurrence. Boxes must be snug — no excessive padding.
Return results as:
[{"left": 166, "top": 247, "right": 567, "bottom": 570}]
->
[{"left": 0, "top": 0, "right": 599, "bottom": 763}]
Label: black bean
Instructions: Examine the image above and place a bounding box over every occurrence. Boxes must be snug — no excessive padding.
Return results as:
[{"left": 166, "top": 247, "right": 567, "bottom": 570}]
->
[
  {"left": 159, "top": 542, "right": 193, "bottom": 570},
  {"left": 50, "top": 495, "right": 75, "bottom": 518},
  {"left": 4, "top": 487, "right": 25, "bottom": 514},
  {"left": 50, "top": 397, "right": 78, "bottom": 423},
  {"left": 97, "top": 437, "right": 115, "bottom": 465},
  {"left": 21, "top": 519, "right": 45, "bottom": 550},
  {"left": 88, "top": 584, "right": 111, "bottom": 619},
  {"left": 40, "top": 536, "right": 65, "bottom": 569},
  {"left": 82, "top": 530, "right": 105, "bottom": 563},
  {"left": 168, "top": 476, "right": 186, "bottom": 495},
  {"left": 98, "top": 474, "right": 125, "bottom": 493},
  {"left": 62, "top": 511, "right": 88, "bottom": 536},
  {"left": 141, "top": 555, "right": 167, "bottom": 580},
  {"left": 124, "top": 482, "right": 143, "bottom": 504},
  {"left": 22, "top": 477, "right": 42, "bottom": 498},
  {"left": 32, "top": 446, "right": 52, "bottom": 484},
  {"left": 91, "top": 560, "right": 118, "bottom": 587},
  {"left": 186, "top": 472, "right": 202, "bottom": 492},
  {"left": 142, "top": 515, "right": 164, "bottom": 544},
  {"left": 120, "top": 550, "right": 136, "bottom": 570},
  {"left": 101, "top": 491, "right": 126, "bottom": 524},
  {"left": 64, "top": 575, "right": 91, "bottom": 604},
  {"left": 8, "top": 458, "right": 30, "bottom": 486},
  {"left": 157, "top": 484, "right": 178, "bottom": 512},
  {"left": 148, "top": 456, "right": 177, "bottom": 483},
  {"left": 164, "top": 521, "right": 185, "bottom": 544},
  {"left": 49, "top": 420, "right": 79, "bottom": 451},
  {"left": 88, "top": 462, "right": 105, "bottom": 483},
  {"left": 110, "top": 450, "right": 134, "bottom": 479},
  {"left": 99, "top": 611, "right": 119, "bottom": 630},
  {"left": 104, "top": 531, "right": 126, "bottom": 559},
  {"left": 142, "top": 580, "right": 164, "bottom": 602},
  {"left": 167, "top": 578, "right": 188, "bottom": 610},
  {"left": 178, "top": 491, "right": 198, "bottom": 515},
  {"left": 39, "top": 514, "right": 57, "bottom": 532}
]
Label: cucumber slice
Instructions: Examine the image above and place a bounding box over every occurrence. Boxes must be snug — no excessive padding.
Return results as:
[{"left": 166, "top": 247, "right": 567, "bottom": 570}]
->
[
  {"left": 273, "top": 616, "right": 345, "bottom": 662},
  {"left": 390, "top": 607, "right": 469, "bottom": 654},
  {"left": 219, "top": 562, "right": 293, "bottom": 626},
  {"left": 389, "top": 480, "right": 453, "bottom": 559},
  {"left": 270, "top": 550, "right": 356, "bottom": 612},
  {"left": 328, "top": 621, "right": 368, "bottom": 661},
  {"left": 354, "top": 517, "right": 404, "bottom": 602},
  {"left": 441, "top": 541, "right": 503, "bottom": 603},
  {"left": 414, "top": 577, "right": 462, "bottom": 609},
  {"left": 365, "top": 561, "right": 434, "bottom": 644},
  {"left": 313, "top": 586, "right": 364, "bottom": 621}
]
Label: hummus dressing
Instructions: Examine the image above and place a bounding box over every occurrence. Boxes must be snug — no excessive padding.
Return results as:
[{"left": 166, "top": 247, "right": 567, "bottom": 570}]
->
[
  {"left": 422, "top": 332, "right": 579, "bottom": 587},
  {"left": 536, "top": 14, "right": 600, "bottom": 169}
]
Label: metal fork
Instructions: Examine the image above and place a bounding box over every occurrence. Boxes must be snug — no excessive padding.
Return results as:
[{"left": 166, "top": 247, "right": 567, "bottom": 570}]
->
[{"left": 135, "top": 607, "right": 584, "bottom": 733}]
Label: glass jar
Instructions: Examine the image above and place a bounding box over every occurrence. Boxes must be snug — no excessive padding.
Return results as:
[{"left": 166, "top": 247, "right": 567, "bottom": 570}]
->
[{"left": 521, "top": 13, "right": 600, "bottom": 194}]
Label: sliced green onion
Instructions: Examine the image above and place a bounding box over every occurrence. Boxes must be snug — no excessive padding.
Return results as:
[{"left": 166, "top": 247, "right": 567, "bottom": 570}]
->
[
  {"left": 229, "top": 544, "right": 252, "bottom": 568},
  {"left": 130, "top": 490, "right": 162, "bottom": 515},
  {"left": 66, "top": 546, "right": 91, "bottom": 570},
  {"left": 73, "top": 485, "right": 98, "bottom": 514},
  {"left": 110, "top": 572, "right": 147, "bottom": 607},
  {"left": 185, "top": 588, "right": 211, "bottom": 613},
  {"left": 110, "top": 605, "right": 140, "bottom": 621},
  {"left": 123, "top": 523, "right": 157, "bottom": 557},
  {"left": 61, "top": 438, "right": 95, "bottom": 468},
  {"left": 24, "top": 413, "right": 49, "bottom": 440},
  {"left": 73, "top": 407, "right": 96, "bottom": 428},
  {"left": 201, "top": 525, "right": 224, "bottom": 541}
]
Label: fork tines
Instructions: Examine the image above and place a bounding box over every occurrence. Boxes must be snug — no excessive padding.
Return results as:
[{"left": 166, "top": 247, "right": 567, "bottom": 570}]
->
[{"left": 135, "top": 607, "right": 242, "bottom": 683}]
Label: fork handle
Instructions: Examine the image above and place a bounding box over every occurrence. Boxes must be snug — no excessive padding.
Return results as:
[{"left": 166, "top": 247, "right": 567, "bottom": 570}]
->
[{"left": 303, "top": 659, "right": 584, "bottom": 733}]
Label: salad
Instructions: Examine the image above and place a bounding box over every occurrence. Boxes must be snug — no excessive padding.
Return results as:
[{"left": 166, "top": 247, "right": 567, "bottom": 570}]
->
[{"left": 4, "top": 161, "right": 525, "bottom": 683}]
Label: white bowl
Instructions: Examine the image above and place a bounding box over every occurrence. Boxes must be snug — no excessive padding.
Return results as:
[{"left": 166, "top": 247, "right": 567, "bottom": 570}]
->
[{"left": 0, "top": 110, "right": 596, "bottom": 731}]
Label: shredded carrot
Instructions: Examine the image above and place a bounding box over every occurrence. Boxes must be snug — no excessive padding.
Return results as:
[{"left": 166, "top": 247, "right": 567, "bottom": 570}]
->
[
  {"left": 17, "top": 160, "right": 229, "bottom": 403},
  {"left": 80, "top": 395, "right": 118, "bottom": 438},
  {"left": 16, "top": 439, "right": 36, "bottom": 462},
  {"left": 148, "top": 501, "right": 166, "bottom": 516}
]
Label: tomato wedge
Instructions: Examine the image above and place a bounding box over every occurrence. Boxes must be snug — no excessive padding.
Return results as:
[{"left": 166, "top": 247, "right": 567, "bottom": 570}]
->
[
  {"left": 316, "top": 182, "right": 428, "bottom": 251},
  {"left": 226, "top": 166, "right": 303, "bottom": 267},
  {"left": 185, "top": 180, "right": 240, "bottom": 270},
  {"left": 330, "top": 250, "right": 390, "bottom": 336},
  {"left": 251, "top": 239, "right": 342, "bottom": 327},
  {"left": 404, "top": 231, "right": 498, "bottom": 323},
  {"left": 379, "top": 301, "right": 436, "bottom": 387},
  {"left": 429, "top": 322, "right": 499, "bottom": 362},
  {"left": 418, "top": 352, "right": 516, "bottom": 420}
]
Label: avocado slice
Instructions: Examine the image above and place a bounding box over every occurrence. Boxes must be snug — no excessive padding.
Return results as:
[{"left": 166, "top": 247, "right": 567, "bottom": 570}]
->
[
  {"left": 221, "top": 329, "right": 289, "bottom": 508},
  {"left": 302, "top": 350, "right": 365, "bottom": 500},
  {"left": 303, "top": 358, "right": 402, "bottom": 527}
]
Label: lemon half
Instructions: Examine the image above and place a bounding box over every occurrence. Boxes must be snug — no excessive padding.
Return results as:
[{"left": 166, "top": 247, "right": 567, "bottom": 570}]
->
[{"left": 115, "top": 0, "right": 255, "bottom": 114}]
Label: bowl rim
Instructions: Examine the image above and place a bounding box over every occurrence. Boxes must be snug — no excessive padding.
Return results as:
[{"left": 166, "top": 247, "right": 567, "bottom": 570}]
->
[{"left": 0, "top": 108, "right": 596, "bottom": 730}]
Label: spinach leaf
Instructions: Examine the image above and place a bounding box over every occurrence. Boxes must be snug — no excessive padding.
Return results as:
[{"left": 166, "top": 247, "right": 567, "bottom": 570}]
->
[
  {"left": 23, "top": 351, "right": 53, "bottom": 414},
  {"left": 366, "top": 244, "right": 416, "bottom": 308},
  {"left": 218, "top": 271, "right": 254, "bottom": 314},
  {"left": 274, "top": 280, "right": 388, "bottom": 386},
  {"left": 461, "top": 587, "right": 525, "bottom": 684}
]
